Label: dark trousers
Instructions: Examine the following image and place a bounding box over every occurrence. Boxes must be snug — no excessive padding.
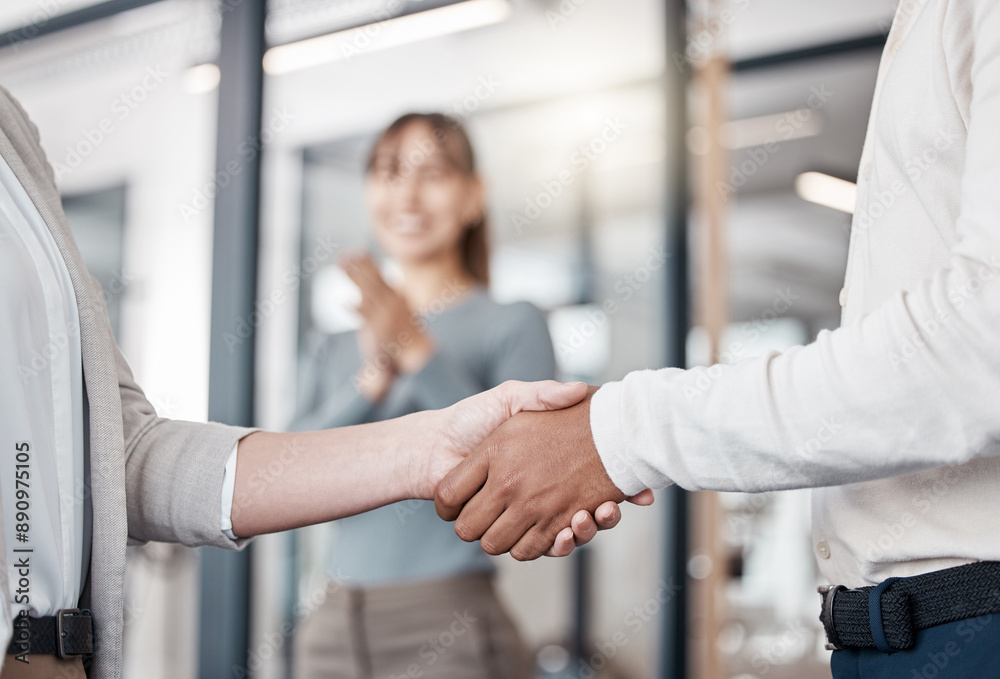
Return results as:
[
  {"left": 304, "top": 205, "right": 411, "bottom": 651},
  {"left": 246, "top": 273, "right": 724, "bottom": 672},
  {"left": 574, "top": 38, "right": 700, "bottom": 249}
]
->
[{"left": 831, "top": 614, "right": 1000, "bottom": 678}]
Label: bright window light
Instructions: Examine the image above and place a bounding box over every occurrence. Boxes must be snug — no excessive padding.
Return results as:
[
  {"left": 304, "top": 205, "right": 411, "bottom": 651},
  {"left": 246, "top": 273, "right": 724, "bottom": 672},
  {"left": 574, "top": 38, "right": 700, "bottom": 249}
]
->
[
  {"left": 795, "top": 171, "right": 857, "bottom": 214},
  {"left": 263, "top": 0, "right": 512, "bottom": 76}
]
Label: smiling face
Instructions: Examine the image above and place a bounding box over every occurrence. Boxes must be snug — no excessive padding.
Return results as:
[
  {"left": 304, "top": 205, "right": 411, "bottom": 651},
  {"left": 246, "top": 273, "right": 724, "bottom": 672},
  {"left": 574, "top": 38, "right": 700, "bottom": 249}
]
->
[{"left": 365, "top": 120, "right": 484, "bottom": 266}]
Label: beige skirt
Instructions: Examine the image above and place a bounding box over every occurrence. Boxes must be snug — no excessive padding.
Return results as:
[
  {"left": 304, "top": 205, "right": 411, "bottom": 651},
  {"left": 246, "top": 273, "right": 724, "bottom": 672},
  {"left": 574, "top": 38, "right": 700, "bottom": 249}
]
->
[{"left": 292, "top": 572, "right": 534, "bottom": 679}]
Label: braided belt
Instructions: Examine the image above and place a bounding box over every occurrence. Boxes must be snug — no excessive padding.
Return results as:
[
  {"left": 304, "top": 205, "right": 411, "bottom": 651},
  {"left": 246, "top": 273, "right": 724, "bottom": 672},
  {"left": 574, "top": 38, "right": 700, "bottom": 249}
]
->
[{"left": 818, "top": 561, "right": 1000, "bottom": 652}]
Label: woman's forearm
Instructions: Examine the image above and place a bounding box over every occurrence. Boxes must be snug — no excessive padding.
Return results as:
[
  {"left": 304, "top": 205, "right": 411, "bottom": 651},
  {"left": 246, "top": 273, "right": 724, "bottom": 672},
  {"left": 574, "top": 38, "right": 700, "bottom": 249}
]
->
[
  {"left": 229, "top": 415, "right": 425, "bottom": 537},
  {"left": 226, "top": 379, "right": 603, "bottom": 550}
]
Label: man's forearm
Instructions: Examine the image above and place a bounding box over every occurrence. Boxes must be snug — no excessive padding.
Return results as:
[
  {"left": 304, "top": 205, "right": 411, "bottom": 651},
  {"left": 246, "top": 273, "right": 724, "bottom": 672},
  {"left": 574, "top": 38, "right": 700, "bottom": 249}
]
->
[{"left": 229, "top": 415, "right": 423, "bottom": 537}]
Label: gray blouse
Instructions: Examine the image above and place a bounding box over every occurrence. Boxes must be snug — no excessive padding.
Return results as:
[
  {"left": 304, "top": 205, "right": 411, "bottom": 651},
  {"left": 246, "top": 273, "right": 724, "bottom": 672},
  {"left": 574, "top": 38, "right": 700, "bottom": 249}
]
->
[{"left": 288, "top": 288, "right": 556, "bottom": 585}]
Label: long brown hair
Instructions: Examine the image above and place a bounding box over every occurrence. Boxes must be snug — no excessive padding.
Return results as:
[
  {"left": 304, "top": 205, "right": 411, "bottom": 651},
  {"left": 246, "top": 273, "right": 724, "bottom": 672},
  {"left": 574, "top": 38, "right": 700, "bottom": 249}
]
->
[{"left": 366, "top": 112, "right": 490, "bottom": 285}]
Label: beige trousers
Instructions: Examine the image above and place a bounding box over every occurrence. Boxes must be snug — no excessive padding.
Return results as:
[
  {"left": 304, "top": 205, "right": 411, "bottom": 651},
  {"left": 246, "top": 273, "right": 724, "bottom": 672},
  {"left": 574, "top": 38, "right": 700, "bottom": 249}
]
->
[
  {"left": 1, "top": 655, "right": 85, "bottom": 679},
  {"left": 293, "top": 573, "right": 534, "bottom": 679}
]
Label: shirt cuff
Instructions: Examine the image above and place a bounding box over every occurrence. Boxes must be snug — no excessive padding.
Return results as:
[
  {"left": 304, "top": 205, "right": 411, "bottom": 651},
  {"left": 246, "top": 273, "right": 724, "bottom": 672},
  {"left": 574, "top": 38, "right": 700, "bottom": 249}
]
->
[
  {"left": 590, "top": 381, "right": 650, "bottom": 497},
  {"left": 219, "top": 441, "right": 239, "bottom": 541}
]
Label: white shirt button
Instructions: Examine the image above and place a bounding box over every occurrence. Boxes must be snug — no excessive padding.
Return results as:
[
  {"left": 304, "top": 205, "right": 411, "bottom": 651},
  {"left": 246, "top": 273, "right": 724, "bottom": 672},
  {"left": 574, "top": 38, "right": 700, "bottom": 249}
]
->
[
  {"left": 859, "top": 162, "right": 872, "bottom": 182},
  {"left": 816, "top": 540, "right": 831, "bottom": 559},
  {"left": 838, "top": 287, "right": 848, "bottom": 307}
]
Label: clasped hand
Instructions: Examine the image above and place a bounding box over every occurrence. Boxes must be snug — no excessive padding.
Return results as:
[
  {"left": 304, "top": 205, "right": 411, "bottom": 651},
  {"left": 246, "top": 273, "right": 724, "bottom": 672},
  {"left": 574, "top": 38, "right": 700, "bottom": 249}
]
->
[{"left": 433, "top": 385, "right": 653, "bottom": 561}]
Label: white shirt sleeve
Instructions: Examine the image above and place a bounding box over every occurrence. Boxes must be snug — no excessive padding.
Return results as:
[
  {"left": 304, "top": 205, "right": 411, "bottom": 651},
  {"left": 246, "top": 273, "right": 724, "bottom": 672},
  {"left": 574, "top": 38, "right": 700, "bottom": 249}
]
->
[
  {"left": 219, "top": 442, "right": 239, "bottom": 541},
  {"left": 590, "top": 0, "right": 1000, "bottom": 497}
]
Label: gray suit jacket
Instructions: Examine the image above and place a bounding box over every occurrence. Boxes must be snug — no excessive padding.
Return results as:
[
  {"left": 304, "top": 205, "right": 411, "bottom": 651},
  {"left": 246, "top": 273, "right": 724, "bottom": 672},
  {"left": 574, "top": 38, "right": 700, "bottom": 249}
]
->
[{"left": 0, "top": 86, "right": 254, "bottom": 677}]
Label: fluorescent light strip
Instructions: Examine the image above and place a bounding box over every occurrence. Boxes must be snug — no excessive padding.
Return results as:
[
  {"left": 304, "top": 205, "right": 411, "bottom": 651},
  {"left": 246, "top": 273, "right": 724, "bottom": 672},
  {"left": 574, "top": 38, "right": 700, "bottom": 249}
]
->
[
  {"left": 263, "top": 0, "right": 511, "bottom": 76},
  {"left": 721, "top": 110, "right": 824, "bottom": 150},
  {"left": 795, "top": 171, "right": 857, "bottom": 214}
]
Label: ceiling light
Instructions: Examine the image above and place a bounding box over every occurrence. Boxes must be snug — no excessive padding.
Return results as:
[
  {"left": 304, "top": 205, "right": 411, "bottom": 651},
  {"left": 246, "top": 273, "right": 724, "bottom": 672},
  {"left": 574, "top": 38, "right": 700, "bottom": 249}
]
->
[
  {"left": 182, "top": 63, "right": 220, "bottom": 94},
  {"left": 263, "top": 0, "right": 511, "bottom": 76},
  {"left": 795, "top": 171, "right": 857, "bottom": 214}
]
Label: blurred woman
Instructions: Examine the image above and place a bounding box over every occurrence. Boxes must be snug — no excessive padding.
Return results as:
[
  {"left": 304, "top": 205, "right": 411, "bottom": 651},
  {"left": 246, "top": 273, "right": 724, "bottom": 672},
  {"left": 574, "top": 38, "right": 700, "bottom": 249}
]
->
[{"left": 290, "top": 113, "right": 549, "bottom": 679}]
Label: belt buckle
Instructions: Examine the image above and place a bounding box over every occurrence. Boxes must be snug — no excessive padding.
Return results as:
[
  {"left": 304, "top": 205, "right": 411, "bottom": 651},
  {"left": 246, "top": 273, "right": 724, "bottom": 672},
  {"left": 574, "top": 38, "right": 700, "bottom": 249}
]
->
[
  {"left": 56, "top": 608, "right": 93, "bottom": 659},
  {"left": 818, "top": 585, "right": 846, "bottom": 651}
]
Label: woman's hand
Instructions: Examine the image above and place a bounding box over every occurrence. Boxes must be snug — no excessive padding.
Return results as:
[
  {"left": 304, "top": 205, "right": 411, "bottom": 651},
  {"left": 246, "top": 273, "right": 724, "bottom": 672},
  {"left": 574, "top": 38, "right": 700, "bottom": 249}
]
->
[{"left": 343, "top": 253, "right": 435, "bottom": 375}]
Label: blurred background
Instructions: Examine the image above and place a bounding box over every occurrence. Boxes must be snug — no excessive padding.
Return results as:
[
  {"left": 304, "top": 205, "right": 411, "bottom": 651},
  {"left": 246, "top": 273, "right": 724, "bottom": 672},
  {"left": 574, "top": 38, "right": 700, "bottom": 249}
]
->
[{"left": 0, "top": 0, "right": 898, "bottom": 677}]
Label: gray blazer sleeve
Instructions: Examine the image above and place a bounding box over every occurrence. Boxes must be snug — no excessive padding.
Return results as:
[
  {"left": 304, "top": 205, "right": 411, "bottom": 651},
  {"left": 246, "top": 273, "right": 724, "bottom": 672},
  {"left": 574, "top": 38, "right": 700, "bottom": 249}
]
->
[{"left": 107, "top": 275, "right": 257, "bottom": 550}]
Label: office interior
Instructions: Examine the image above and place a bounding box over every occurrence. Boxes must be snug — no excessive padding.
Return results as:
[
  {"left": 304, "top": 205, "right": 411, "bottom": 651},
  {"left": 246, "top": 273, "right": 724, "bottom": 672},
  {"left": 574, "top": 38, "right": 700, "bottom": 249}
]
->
[{"left": 0, "top": 0, "right": 899, "bottom": 677}]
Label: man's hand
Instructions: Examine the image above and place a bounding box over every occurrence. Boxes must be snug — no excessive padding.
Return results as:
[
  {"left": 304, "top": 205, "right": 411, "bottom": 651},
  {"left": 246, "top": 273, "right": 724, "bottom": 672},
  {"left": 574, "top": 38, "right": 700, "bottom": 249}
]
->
[
  {"left": 434, "top": 386, "right": 630, "bottom": 561},
  {"left": 414, "top": 381, "right": 638, "bottom": 557},
  {"left": 407, "top": 380, "right": 591, "bottom": 500}
]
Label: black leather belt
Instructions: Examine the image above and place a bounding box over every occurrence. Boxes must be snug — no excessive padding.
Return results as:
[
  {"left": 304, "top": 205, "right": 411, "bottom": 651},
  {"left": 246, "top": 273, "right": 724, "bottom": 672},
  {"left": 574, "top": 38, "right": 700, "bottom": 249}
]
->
[
  {"left": 5, "top": 609, "right": 95, "bottom": 659},
  {"left": 818, "top": 561, "right": 1000, "bottom": 652}
]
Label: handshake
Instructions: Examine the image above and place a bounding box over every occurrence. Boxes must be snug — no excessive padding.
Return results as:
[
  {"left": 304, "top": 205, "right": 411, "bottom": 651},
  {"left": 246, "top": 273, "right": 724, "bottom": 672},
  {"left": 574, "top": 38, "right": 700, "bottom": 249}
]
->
[
  {"left": 417, "top": 380, "right": 654, "bottom": 560},
  {"left": 231, "top": 380, "right": 652, "bottom": 548}
]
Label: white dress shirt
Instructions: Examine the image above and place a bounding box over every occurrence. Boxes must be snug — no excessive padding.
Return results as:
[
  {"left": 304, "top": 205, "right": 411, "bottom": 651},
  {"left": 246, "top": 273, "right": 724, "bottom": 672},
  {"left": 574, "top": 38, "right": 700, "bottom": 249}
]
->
[
  {"left": 1, "top": 152, "right": 85, "bottom": 617},
  {"left": 591, "top": 0, "right": 1000, "bottom": 588},
  {"left": 1, "top": 150, "right": 240, "bottom": 620}
]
